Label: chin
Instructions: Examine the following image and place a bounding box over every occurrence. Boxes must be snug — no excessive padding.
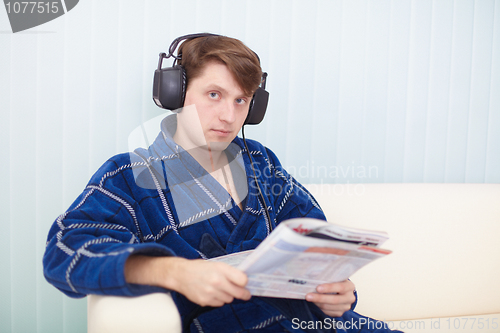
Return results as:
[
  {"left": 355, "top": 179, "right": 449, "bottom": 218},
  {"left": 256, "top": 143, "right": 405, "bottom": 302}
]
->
[{"left": 207, "top": 141, "right": 232, "bottom": 151}]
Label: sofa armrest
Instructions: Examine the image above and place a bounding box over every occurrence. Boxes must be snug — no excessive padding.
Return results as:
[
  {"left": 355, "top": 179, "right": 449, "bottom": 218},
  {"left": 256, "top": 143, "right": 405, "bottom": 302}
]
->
[{"left": 87, "top": 293, "right": 181, "bottom": 333}]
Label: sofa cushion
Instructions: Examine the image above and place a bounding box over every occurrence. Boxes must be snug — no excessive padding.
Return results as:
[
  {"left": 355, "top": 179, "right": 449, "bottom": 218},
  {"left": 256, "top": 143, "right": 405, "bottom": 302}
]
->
[{"left": 305, "top": 183, "right": 500, "bottom": 321}]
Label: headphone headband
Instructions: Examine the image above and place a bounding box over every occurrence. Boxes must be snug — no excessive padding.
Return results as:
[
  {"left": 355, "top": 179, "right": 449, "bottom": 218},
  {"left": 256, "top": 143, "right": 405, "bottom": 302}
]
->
[{"left": 167, "top": 33, "right": 221, "bottom": 61}]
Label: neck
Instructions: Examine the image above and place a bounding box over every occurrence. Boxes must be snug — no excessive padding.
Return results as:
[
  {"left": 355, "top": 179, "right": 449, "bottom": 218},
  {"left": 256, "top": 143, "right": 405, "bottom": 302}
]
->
[
  {"left": 172, "top": 124, "right": 230, "bottom": 172},
  {"left": 189, "top": 144, "right": 227, "bottom": 173}
]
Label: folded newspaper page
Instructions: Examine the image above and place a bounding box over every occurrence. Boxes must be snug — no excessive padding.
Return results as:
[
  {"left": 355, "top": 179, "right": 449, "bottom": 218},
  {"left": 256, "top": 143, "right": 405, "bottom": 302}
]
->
[{"left": 210, "top": 218, "right": 391, "bottom": 299}]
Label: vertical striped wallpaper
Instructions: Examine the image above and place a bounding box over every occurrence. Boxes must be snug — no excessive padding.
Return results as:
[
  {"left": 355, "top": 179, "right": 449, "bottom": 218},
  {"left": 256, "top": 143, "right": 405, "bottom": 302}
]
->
[{"left": 0, "top": 0, "right": 498, "bottom": 332}]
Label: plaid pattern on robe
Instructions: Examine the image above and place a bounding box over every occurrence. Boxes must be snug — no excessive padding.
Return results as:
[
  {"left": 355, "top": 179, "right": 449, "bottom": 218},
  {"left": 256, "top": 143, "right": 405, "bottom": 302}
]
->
[{"left": 43, "top": 115, "right": 401, "bottom": 333}]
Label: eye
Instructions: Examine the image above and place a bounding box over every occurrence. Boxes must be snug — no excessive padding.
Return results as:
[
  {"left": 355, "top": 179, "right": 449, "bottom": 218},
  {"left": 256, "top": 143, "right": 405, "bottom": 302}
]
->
[
  {"left": 235, "top": 98, "right": 247, "bottom": 105},
  {"left": 209, "top": 92, "right": 220, "bottom": 100}
]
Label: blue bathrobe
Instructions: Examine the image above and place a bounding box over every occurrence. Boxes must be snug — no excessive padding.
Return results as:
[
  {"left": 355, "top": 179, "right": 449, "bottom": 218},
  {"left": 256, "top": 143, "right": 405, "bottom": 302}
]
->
[{"left": 43, "top": 115, "right": 401, "bottom": 332}]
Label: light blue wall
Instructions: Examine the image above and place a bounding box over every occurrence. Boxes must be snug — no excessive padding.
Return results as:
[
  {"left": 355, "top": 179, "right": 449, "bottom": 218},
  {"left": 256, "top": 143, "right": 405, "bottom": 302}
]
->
[
  {"left": 0, "top": 0, "right": 499, "bottom": 332},
  {"left": 243, "top": 0, "right": 500, "bottom": 185}
]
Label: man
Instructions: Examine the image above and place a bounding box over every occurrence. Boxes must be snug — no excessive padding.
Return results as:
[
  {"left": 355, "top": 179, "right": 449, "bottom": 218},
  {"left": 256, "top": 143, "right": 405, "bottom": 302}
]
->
[{"left": 44, "top": 34, "right": 400, "bottom": 332}]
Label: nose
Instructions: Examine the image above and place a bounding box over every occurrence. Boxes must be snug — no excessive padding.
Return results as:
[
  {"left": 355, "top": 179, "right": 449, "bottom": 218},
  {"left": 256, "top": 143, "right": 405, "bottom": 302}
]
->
[{"left": 218, "top": 100, "right": 236, "bottom": 123}]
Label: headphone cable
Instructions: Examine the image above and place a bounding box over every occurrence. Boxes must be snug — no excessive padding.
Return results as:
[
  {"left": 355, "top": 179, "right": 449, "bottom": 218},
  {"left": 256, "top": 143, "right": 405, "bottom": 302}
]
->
[{"left": 241, "top": 126, "right": 273, "bottom": 233}]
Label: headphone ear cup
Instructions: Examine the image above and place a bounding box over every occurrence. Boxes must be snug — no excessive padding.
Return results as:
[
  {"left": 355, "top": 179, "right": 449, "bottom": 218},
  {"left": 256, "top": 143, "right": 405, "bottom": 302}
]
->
[
  {"left": 152, "top": 65, "right": 187, "bottom": 111},
  {"left": 245, "top": 87, "right": 269, "bottom": 125}
]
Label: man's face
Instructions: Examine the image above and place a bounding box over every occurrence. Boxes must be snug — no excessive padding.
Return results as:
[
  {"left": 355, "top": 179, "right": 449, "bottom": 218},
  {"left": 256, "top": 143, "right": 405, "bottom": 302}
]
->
[{"left": 175, "top": 61, "right": 252, "bottom": 151}]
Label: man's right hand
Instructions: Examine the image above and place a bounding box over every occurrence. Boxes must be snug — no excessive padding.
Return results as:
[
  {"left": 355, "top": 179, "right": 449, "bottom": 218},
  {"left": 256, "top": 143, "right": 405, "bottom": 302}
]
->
[{"left": 124, "top": 255, "right": 251, "bottom": 307}]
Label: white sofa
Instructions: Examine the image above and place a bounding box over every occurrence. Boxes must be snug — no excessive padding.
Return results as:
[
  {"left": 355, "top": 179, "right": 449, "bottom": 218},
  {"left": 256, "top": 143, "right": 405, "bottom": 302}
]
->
[{"left": 88, "top": 183, "right": 500, "bottom": 332}]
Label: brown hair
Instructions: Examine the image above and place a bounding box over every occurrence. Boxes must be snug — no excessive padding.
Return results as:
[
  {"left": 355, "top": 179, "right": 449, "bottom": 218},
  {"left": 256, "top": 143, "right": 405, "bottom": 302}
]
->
[{"left": 177, "top": 35, "right": 262, "bottom": 97}]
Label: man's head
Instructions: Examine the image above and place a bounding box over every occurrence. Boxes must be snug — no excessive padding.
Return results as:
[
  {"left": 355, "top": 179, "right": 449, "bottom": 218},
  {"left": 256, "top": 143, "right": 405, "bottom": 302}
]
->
[
  {"left": 173, "top": 35, "right": 264, "bottom": 153},
  {"left": 177, "top": 35, "right": 262, "bottom": 97}
]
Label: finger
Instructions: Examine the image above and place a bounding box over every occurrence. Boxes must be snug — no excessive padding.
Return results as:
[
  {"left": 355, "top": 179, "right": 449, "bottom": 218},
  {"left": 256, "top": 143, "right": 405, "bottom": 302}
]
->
[
  {"left": 316, "top": 280, "right": 355, "bottom": 294},
  {"left": 197, "top": 291, "right": 232, "bottom": 307},
  {"left": 311, "top": 297, "right": 354, "bottom": 318},
  {"left": 214, "top": 290, "right": 236, "bottom": 305},
  {"left": 313, "top": 301, "right": 351, "bottom": 312},
  {"left": 201, "top": 264, "right": 250, "bottom": 300},
  {"left": 218, "top": 263, "right": 248, "bottom": 287},
  {"left": 306, "top": 290, "right": 355, "bottom": 305},
  {"left": 216, "top": 277, "right": 251, "bottom": 301},
  {"left": 209, "top": 284, "right": 250, "bottom": 305}
]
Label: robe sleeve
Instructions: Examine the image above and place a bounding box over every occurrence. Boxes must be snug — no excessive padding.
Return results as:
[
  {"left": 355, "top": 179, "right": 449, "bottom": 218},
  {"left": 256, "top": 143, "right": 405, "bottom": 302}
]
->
[{"left": 43, "top": 154, "right": 175, "bottom": 298}]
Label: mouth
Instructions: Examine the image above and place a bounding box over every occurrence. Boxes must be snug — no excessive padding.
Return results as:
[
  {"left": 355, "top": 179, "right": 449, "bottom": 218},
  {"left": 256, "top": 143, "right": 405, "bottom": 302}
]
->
[{"left": 211, "top": 129, "right": 232, "bottom": 137}]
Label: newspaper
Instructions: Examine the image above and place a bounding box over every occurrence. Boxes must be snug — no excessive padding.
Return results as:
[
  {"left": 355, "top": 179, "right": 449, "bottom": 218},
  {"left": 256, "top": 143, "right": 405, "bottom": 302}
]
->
[{"left": 210, "top": 218, "right": 391, "bottom": 299}]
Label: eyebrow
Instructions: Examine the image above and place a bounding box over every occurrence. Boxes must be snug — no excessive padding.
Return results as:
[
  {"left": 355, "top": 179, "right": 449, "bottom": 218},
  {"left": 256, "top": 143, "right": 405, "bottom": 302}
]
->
[
  {"left": 206, "top": 84, "right": 252, "bottom": 98},
  {"left": 207, "top": 84, "right": 229, "bottom": 95}
]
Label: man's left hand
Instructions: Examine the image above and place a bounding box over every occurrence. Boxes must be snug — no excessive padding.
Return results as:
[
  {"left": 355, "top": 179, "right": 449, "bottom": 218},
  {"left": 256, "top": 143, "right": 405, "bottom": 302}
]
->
[{"left": 305, "top": 280, "right": 356, "bottom": 317}]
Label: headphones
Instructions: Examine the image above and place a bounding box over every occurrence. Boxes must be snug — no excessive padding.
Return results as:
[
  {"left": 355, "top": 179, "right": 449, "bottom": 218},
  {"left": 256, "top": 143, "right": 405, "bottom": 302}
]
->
[{"left": 152, "top": 33, "right": 269, "bottom": 125}]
